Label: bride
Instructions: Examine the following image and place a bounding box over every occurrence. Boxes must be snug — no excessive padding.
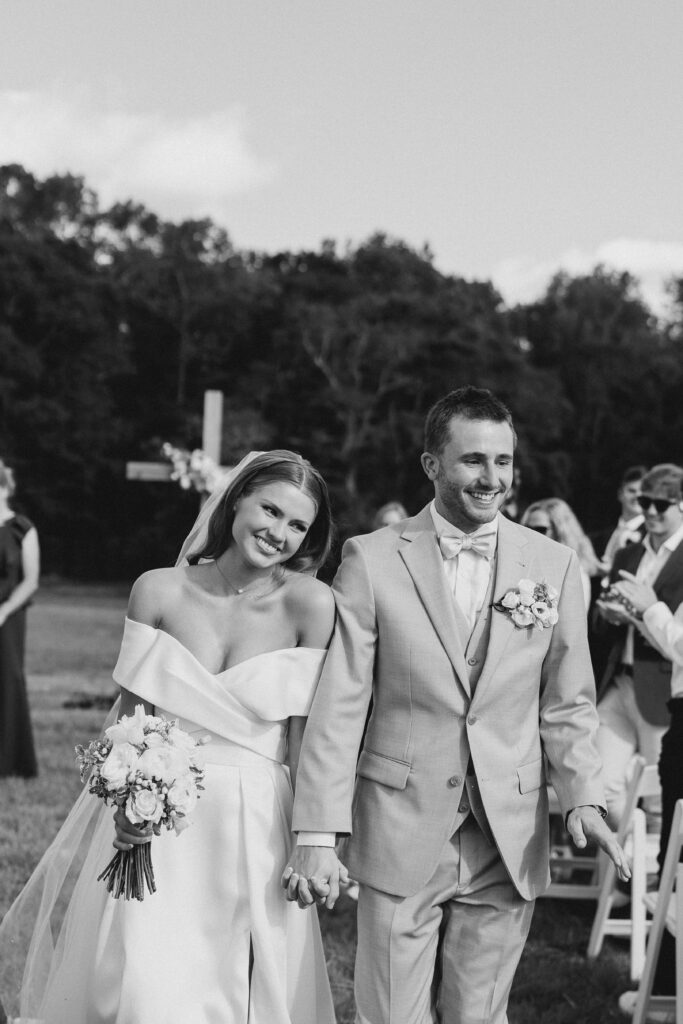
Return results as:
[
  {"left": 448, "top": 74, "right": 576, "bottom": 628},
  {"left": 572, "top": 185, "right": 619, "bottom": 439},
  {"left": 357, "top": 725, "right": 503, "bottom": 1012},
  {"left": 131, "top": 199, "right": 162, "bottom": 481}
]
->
[{"left": 0, "top": 450, "right": 337, "bottom": 1024}]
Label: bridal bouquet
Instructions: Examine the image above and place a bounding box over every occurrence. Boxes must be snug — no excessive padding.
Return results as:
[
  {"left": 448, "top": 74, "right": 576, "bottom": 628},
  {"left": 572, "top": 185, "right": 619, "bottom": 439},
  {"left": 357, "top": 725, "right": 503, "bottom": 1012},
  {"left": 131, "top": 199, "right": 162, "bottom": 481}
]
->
[{"left": 76, "top": 704, "right": 206, "bottom": 901}]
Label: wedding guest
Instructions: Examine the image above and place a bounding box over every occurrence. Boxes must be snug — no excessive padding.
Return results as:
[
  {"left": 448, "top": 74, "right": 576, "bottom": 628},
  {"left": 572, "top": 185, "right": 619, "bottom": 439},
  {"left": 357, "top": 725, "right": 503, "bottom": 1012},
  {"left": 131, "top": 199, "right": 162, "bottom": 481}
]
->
[
  {"left": 0, "top": 460, "right": 40, "bottom": 778},
  {"left": 372, "top": 501, "right": 408, "bottom": 530},
  {"left": 600, "top": 465, "right": 648, "bottom": 574},
  {"left": 521, "top": 497, "right": 602, "bottom": 610},
  {"left": 595, "top": 464, "right": 683, "bottom": 828},
  {"left": 285, "top": 386, "right": 627, "bottom": 1024},
  {"left": 608, "top": 571, "right": 682, "bottom": 1017},
  {"left": 0, "top": 450, "right": 337, "bottom": 1024},
  {"left": 588, "top": 466, "right": 647, "bottom": 705}
]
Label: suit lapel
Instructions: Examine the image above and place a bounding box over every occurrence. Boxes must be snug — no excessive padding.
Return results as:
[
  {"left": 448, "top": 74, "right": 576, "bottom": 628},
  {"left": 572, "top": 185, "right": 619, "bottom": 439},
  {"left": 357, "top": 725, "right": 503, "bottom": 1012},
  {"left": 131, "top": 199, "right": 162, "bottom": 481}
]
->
[
  {"left": 472, "top": 516, "right": 530, "bottom": 700},
  {"left": 399, "top": 508, "right": 472, "bottom": 697}
]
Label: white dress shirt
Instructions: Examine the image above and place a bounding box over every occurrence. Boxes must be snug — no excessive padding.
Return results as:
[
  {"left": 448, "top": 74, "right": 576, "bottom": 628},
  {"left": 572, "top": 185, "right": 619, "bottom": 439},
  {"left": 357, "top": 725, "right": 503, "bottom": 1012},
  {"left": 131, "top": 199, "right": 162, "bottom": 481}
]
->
[
  {"left": 622, "top": 522, "right": 683, "bottom": 665},
  {"left": 602, "top": 513, "right": 645, "bottom": 570},
  {"left": 429, "top": 502, "right": 499, "bottom": 630},
  {"left": 641, "top": 601, "right": 683, "bottom": 698}
]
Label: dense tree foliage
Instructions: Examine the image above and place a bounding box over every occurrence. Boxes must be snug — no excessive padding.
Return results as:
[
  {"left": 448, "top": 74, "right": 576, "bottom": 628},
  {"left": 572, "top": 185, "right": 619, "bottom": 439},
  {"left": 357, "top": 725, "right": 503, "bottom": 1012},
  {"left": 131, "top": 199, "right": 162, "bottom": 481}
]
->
[{"left": 1, "top": 165, "right": 682, "bottom": 579}]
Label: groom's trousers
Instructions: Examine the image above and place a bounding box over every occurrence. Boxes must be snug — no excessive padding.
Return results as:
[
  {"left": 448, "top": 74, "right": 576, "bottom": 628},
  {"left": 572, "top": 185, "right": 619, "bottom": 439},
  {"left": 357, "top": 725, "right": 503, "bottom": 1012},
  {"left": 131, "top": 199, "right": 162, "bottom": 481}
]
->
[{"left": 354, "top": 815, "right": 535, "bottom": 1024}]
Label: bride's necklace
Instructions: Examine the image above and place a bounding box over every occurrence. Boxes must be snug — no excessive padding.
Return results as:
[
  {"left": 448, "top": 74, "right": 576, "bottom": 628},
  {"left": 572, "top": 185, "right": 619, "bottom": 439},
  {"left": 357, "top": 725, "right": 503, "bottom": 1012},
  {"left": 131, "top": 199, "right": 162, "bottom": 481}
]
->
[{"left": 214, "top": 560, "right": 282, "bottom": 599}]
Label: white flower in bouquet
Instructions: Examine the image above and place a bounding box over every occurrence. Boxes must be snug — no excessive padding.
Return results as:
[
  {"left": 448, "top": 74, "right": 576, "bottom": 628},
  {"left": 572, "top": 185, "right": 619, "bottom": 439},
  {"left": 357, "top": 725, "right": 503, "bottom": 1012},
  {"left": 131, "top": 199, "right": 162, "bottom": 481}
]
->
[
  {"left": 100, "top": 742, "right": 139, "bottom": 790},
  {"left": 168, "top": 775, "right": 199, "bottom": 820},
  {"left": 126, "top": 787, "right": 166, "bottom": 825},
  {"left": 137, "top": 743, "right": 193, "bottom": 784},
  {"left": 105, "top": 703, "right": 153, "bottom": 746}
]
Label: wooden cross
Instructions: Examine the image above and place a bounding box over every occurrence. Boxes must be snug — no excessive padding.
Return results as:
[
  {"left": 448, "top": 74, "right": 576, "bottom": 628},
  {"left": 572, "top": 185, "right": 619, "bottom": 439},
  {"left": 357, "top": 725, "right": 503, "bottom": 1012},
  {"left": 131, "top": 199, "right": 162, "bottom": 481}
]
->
[{"left": 126, "top": 390, "right": 225, "bottom": 494}]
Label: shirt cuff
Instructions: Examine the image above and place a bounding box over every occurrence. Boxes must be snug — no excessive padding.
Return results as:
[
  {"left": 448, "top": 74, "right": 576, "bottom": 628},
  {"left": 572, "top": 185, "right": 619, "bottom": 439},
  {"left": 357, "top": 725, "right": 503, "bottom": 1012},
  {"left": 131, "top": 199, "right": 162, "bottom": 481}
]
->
[
  {"left": 642, "top": 601, "right": 672, "bottom": 632},
  {"left": 296, "top": 831, "right": 337, "bottom": 847}
]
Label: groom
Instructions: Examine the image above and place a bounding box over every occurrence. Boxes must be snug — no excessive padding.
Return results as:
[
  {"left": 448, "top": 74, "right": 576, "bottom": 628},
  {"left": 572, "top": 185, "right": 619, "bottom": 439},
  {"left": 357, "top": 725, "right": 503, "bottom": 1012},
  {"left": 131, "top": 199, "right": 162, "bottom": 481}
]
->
[{"left": 285, "top": 387, "right": 627, "bottom": 1024}]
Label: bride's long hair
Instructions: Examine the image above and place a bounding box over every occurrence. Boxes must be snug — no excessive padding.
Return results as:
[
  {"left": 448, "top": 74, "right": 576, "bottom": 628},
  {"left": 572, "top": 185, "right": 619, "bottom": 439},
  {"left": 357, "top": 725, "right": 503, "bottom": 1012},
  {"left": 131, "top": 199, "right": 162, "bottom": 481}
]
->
[{"left": 189, "top": 450, "right": 334, "bottom": 573}]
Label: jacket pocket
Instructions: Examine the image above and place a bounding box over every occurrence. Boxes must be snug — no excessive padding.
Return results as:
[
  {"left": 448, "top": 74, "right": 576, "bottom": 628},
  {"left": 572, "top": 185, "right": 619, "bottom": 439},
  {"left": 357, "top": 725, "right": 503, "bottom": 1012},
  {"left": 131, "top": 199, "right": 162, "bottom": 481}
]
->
[
  {"left": 357, "top": 748, "right": 411, "bottom": 790},
  {"left": 517, "top": 756, "right": 545, "bottom": 794}
]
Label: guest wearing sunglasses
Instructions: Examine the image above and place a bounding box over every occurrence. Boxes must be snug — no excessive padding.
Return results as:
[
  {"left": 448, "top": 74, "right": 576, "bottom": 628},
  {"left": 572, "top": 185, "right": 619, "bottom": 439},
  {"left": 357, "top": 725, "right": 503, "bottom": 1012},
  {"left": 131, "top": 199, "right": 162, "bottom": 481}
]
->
[
  {"left": 521, "top": 497, "right": 602, "bottom": 610},
  {"left": 594, "top": 464, "right": 683, "bottom": 828}
]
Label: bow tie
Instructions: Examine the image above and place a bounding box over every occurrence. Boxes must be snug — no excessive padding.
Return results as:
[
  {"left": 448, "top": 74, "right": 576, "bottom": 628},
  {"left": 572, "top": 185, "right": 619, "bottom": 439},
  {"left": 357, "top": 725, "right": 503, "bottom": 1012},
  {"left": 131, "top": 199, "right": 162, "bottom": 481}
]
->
[{"left": 439, "top": 530, "right": 496, "bottom": 561}]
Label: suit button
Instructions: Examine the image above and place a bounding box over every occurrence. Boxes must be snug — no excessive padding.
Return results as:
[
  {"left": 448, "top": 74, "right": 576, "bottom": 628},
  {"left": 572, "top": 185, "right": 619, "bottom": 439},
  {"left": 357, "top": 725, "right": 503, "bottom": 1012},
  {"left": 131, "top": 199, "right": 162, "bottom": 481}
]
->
[
  {"left": 467, "top": 657, "right": 478, "bottom": 665},
  {"left": 467, "top": 714, "right": 478, "bottom": 725},
  {"left": 448, "top": 775, "right": 462, "bottom": 787},
  {"left": 459, "top": 802, "right": 470, "bottom": 813}
]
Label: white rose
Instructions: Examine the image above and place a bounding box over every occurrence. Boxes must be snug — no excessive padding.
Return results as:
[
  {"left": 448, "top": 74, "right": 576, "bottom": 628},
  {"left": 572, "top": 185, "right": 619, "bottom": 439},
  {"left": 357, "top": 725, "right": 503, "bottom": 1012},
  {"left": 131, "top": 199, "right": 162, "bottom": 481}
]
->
[
  {"left": 167, "top": 775, "right": 198, "bottom": 816},
  {"left": 126, "top": 787, "right": 165, "bottom": 824},
  {"left": 511, "top": 607, "right": 535, "bottom": 627},
  {"left": 517, "top": 579, "right": 537, "bottom": 607},
  {"left": 137, "top": 744, "right": 190, "bottom": 784},
  {"left": 500, "top": 590, "right": 520, "bottom": 609},
  {"left": 100, "top": 743, "right": 139, "bottom": 790}
]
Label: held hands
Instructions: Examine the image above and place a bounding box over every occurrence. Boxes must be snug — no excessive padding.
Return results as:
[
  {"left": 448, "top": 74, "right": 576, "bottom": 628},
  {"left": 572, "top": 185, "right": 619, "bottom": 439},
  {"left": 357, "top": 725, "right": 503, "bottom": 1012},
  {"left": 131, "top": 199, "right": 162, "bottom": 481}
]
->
[
  {"left": 281, "top": 846, "right": 349, "bottom": 911},
  {"left": 566, "top": 806, "right": 631, "bottom": 883},
  {"left": 113, "top": 807, "right": 152, "bottom": 852}
]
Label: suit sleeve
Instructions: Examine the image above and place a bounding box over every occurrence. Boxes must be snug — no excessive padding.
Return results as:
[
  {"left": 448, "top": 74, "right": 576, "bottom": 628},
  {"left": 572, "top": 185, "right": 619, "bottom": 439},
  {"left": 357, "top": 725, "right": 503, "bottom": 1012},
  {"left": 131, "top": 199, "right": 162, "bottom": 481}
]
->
[
  {"left": 291, "top": 536, "right": 377, "bottom": 834},
  {"left": 540, "top": 550, "right": 606, "bottom": 816}
]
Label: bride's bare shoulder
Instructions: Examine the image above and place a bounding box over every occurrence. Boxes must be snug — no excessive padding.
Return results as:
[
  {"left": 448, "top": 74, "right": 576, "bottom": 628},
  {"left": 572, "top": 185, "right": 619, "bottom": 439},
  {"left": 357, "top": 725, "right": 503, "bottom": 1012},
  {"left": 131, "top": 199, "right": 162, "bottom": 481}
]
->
[
  {"left": 128, "top": 567, "right": 186, "bottom": 623},
  {"left": 283, "top": 573, "right": 335, "bottom": 646}
]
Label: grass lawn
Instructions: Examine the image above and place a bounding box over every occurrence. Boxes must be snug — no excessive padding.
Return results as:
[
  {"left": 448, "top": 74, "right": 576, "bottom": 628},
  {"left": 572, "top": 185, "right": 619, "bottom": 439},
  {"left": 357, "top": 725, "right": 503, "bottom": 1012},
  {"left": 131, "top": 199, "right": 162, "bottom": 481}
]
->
[{"left": 0, "top": 583, "right": 633, "bottom": 1022}]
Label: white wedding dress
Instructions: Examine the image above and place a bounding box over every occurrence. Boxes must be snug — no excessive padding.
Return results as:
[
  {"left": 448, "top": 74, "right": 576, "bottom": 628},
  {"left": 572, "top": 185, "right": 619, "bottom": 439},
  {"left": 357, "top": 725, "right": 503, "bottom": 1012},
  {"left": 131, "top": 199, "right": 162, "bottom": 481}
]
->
[{"left": 0, "top": 618, "right": 336, "bottom": 1024}]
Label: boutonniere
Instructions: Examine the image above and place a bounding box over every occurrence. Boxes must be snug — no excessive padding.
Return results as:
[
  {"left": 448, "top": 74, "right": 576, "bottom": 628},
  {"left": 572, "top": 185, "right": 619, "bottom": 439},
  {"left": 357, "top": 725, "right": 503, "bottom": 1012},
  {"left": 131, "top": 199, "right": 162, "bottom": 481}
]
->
[{"left": 494, "top": 578, "right": 559, "bottom": 630}]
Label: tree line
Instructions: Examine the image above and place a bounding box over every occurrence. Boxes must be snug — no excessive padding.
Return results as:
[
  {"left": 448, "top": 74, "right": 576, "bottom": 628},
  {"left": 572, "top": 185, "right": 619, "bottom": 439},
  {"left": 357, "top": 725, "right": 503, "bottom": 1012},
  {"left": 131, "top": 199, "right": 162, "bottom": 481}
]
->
[{"left": 1, "top": 163, "right": 682, "bottom": 579}]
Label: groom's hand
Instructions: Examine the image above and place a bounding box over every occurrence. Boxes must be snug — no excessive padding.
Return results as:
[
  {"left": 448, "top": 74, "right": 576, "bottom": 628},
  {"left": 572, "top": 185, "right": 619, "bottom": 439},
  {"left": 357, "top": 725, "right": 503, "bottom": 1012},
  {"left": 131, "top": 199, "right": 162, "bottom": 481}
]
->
[
  {"left": 282, "top": 847, "right": 348, "bottom": 910},
  {"left": 566, "top": 805, "right": 631, "bottom": 882}
]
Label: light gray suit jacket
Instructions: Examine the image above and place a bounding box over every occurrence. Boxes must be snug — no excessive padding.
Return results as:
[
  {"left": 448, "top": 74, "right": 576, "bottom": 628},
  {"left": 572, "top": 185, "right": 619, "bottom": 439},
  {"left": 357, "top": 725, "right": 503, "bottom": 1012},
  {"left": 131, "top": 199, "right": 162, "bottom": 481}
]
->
[{"left": 293, "top": 507, "right": 605, "bottom": 900}]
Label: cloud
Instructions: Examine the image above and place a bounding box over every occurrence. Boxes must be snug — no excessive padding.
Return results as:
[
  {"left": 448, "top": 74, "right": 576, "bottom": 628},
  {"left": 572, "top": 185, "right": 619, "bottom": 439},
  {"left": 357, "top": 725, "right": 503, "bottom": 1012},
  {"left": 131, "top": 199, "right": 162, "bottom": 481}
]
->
[
  {"left": 0, "top": 88, "right": 275, "bottom": 221},
  {"left": 492, "top": 239, "right": 683, "bottom": 320}
]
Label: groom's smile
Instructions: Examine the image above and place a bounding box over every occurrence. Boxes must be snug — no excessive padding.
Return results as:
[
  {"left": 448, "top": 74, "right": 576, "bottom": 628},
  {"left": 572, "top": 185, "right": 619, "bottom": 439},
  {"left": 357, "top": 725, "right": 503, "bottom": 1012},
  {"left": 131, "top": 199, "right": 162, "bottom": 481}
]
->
[{"left": 422, "top": 414, "right": 515, "bottom": 533}]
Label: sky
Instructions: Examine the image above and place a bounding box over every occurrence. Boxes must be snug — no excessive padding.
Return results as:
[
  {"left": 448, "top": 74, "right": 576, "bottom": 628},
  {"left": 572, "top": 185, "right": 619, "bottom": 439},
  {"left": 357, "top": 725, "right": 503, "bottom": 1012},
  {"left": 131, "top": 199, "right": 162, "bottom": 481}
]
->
[{"left": 1, "top": 1, "right": 682, "bottom": 316}]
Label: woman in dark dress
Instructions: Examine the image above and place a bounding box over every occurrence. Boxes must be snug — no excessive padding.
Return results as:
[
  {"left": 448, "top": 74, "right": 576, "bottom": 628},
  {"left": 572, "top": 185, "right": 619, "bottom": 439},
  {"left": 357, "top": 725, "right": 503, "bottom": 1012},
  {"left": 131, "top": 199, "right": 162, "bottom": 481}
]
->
[{"left": 0, "top": 460, "right": 40, "bottom": 777}]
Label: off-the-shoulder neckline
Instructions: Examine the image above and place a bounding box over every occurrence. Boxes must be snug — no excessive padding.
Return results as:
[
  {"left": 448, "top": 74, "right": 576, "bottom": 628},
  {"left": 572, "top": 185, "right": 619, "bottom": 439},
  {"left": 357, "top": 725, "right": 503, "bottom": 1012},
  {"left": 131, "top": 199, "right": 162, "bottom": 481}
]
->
[{"left": 124, "top": 616, "right": 326, "bottom": 678}]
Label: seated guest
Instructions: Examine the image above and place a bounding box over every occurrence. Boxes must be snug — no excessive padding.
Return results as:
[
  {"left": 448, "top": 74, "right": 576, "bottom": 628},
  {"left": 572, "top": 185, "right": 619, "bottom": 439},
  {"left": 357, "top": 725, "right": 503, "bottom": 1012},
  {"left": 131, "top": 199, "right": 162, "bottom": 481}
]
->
[
  {"left": 594, "top": 464, "right": 683, "bottom": 828},
  {"left": 521, "top": 497, "right": 602, "bottom": 610}
]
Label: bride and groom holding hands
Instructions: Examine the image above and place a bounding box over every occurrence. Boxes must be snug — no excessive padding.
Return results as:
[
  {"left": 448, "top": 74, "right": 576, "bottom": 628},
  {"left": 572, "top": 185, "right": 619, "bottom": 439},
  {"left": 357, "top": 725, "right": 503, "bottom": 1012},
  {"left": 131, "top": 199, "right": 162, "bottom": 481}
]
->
[{"left": 0, "top": 385, "right": 628, "bottom": 1024}]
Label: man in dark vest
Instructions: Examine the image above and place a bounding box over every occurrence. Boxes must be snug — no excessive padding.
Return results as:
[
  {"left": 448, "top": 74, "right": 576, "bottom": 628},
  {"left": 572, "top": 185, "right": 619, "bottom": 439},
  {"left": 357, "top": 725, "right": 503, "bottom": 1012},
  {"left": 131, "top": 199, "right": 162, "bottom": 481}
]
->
[{"left": 595, "top": 464, "right": 683, "bottom": 827}]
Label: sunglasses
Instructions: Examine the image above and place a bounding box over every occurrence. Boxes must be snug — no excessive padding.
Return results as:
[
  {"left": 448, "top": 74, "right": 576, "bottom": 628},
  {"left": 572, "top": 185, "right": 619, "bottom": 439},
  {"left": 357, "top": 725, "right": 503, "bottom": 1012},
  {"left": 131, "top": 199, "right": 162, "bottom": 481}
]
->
[
  {"left": 637, "top": 495, "right": 679, "bottom": 514},
  {"left": 528, "top": 524, "right": 551, "bottom": 535}
]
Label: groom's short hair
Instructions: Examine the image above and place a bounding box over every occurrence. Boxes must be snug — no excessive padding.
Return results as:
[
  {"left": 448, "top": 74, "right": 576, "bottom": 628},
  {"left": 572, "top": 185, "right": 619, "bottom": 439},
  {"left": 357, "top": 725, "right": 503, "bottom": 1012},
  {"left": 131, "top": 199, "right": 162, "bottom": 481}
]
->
[{"left": 424, "top": 386, "right": 517, "bottom": 455}]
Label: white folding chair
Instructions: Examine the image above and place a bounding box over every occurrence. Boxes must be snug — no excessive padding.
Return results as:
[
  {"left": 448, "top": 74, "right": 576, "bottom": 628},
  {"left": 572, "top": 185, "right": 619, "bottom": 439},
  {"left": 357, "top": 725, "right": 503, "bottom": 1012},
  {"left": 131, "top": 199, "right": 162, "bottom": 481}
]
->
[
  {"left": 631, "top": 797, "right": 683, "bottom": 1024},
  {"left": 588, "top": 759, "right": 661, "bottom": 982}
]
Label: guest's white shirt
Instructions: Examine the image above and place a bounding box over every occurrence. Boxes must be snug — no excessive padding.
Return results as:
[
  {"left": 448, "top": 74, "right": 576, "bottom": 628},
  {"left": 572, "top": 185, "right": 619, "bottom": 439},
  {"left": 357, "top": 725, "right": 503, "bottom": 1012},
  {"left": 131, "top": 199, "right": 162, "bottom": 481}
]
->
[
  {"left": 602, "top": 513, "right": 644, "bottom": 570},
  {"left": 622, "top": 522, "right": 683, "bottom": 665}
]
